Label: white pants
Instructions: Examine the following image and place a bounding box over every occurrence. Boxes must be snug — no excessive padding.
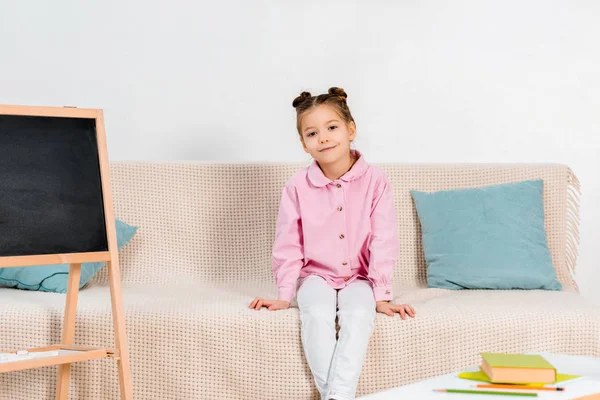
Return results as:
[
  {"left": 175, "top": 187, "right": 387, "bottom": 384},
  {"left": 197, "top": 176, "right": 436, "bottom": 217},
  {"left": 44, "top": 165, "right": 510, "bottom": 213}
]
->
[{"left": 296, "top": 275, "right": 376, "bottom": 400}]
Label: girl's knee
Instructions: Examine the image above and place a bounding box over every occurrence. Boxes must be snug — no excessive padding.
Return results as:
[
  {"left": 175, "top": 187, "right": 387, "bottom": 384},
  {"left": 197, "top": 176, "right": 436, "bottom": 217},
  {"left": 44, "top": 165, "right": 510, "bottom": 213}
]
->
[
  {"left": 339, "top": 306, "right": 376, "bottom": 322},
  {"left": 300, "top": 305, "right": 337, "bottom": 322}
]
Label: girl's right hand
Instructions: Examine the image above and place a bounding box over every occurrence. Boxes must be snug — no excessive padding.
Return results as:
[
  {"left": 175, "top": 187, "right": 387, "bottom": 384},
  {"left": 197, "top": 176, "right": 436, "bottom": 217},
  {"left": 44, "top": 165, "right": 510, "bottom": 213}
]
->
[{"left": 249, "top": 297, "right": 290, "bottom": 311}]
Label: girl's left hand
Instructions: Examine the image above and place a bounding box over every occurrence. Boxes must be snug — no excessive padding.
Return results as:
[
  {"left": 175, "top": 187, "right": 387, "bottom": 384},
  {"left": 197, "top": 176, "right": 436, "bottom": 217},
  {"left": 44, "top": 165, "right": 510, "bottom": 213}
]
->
[{"left": 376, "top": 301, "right": 416, "bottom": 319}]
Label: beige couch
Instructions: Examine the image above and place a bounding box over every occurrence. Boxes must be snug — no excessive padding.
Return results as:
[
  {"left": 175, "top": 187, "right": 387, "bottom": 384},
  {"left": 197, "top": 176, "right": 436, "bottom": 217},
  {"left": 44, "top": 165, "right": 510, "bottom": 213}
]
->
[{"left": 1, "top": 162, "right": 599, "bottom": 400}]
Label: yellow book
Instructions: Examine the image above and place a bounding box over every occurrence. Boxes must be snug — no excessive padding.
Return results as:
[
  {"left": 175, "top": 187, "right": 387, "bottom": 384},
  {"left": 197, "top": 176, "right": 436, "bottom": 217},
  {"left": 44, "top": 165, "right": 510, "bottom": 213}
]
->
[{"left": 458, "top": 369, "right": 581, "bottom": 385}]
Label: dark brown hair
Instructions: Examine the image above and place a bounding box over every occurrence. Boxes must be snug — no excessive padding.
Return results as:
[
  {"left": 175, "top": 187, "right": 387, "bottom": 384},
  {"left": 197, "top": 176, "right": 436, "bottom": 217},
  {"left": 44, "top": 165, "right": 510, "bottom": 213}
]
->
[{"left": 292, "top": 87, "right": 355, "bottom": 139}]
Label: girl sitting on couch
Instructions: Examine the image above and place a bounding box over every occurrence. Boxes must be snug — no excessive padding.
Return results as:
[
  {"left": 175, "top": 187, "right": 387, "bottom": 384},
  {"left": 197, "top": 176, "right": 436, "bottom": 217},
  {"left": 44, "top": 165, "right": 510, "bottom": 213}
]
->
[{"left": 249, "top": 87, "right": 415, "bottom": 400}]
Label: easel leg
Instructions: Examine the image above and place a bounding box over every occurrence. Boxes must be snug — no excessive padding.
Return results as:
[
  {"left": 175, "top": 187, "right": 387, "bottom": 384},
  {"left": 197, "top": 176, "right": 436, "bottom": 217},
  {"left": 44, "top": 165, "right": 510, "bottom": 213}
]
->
[
  {"left": 107, "top": 259, "right": 133, "bottom": 399},
  {"left": 56, "top": 263, "right": 81, "bottom": 400}
]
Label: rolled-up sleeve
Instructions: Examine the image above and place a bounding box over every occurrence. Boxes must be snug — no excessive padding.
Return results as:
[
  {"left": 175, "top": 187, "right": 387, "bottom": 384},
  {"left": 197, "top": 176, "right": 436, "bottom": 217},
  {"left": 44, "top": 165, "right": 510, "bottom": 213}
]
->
[
  {"left": 272, "top": 184, "right": 304, "bottom": 303},
  {"left": 367, "top": 175, "right": 400, "bottom": 302}
]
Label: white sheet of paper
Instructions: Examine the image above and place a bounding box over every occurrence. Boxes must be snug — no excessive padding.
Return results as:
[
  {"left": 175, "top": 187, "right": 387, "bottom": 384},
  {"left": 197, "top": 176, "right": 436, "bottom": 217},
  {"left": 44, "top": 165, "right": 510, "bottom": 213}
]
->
[{"left": 0, "top": 350, "right": 83, "bottom": 364}]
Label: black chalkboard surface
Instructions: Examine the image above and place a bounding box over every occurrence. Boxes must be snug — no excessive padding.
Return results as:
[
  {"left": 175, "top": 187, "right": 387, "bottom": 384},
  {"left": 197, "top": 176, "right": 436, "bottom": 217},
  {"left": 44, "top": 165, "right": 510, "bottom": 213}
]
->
[{"left": 0, "top": 114, "right": 108, "bottom": 257}]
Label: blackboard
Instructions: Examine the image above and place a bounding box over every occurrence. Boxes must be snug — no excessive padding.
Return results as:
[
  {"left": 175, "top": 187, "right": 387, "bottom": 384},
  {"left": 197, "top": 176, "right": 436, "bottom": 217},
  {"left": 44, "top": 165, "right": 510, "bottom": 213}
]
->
[{"left": 0, "top": 115, "right": 108, "bottom": 257}]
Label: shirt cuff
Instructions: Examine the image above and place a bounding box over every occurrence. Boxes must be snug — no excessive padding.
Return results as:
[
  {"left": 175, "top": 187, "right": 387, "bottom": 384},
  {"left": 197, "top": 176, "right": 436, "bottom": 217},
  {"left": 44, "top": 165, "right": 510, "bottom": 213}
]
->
[
  {"left": 373, "top": 285, "right": 393, "bottom": 302},
  {"left": 278, "top": 286, "right": 295, "bottom": 303}
]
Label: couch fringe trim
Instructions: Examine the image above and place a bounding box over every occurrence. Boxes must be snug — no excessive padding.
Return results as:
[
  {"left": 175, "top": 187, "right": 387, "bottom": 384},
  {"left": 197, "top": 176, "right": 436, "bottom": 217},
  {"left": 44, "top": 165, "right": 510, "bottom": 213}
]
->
[{"left": 566, "top": 168, "right": 581, "bottom": 292}]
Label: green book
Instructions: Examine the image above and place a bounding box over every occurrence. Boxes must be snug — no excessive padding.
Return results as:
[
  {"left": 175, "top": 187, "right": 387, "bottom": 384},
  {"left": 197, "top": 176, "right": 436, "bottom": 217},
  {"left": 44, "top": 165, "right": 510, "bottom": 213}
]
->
[
  {"left": 481, "top": 353, "right": 555, "bottom": 369},
  {"left": 479, "top": 353, "right": 557, "bottom": 384}
]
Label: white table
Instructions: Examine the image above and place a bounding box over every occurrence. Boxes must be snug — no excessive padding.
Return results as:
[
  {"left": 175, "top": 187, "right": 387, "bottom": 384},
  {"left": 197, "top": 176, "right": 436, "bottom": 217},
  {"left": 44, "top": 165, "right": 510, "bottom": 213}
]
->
[{"left": 358, "top": 353, "right": 600, "bottom": 399}]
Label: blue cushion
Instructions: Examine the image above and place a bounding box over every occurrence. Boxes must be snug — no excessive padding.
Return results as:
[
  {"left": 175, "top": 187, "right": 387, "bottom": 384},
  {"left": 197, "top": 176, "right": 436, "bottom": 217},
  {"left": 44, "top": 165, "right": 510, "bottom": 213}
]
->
[
  {"left": 410, "top": 180, "right": 562, "bottom": 290},
  {"left": 0, "top": 219, "right": 138, "bottom": 293}
]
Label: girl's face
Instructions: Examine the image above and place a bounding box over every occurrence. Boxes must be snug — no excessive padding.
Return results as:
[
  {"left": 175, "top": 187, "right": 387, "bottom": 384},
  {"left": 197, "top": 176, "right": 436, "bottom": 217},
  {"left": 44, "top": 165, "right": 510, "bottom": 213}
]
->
[{"left": 300, "top": 105, "right": 356, "bottom": 164}]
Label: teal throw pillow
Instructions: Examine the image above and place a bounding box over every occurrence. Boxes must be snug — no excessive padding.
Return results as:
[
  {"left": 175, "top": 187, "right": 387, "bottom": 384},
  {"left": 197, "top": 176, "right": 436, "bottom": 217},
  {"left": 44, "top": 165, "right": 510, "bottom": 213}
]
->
[
  {"left": 410, "top": 180, "right": 561, "bottom": 290},
  {"left": 0, "top": 218, "right": 138, "bottom": 293}
]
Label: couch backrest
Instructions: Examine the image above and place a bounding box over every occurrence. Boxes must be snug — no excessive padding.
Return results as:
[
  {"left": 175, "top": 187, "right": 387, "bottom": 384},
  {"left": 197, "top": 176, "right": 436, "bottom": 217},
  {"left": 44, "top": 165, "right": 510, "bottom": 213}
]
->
[{"left": 91, "top": 162, "right": 580, "bottom": 291}]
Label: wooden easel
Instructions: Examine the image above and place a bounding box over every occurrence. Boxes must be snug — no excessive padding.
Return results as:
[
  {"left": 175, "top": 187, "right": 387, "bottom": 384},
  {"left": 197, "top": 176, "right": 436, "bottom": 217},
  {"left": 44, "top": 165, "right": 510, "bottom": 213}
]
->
[{"left": 0, "top": 105, "right": 133, "bottom": 399}]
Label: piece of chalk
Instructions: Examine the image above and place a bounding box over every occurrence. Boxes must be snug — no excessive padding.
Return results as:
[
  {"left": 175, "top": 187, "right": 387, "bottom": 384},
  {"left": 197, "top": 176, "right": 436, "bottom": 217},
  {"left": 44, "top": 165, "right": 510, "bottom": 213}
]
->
[{"left": 16, "top": 350, "right": 28, "bottom": 356}]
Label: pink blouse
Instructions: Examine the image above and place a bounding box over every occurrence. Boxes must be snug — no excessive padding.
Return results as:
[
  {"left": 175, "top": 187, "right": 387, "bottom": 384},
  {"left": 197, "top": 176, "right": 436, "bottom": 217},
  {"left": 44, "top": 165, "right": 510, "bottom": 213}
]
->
[{"left": 271, "top": 149, "right": 400, "bottom": 303}]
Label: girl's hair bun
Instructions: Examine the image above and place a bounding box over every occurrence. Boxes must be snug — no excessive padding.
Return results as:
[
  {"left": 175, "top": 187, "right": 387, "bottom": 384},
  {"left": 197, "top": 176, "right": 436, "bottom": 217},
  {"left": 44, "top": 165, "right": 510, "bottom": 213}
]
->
[
  {"left": 328, "top": 87, "right": 347, "bottom": 100},
  {"left": 292, "top": 91, "right": 312, "bottom": 108}
]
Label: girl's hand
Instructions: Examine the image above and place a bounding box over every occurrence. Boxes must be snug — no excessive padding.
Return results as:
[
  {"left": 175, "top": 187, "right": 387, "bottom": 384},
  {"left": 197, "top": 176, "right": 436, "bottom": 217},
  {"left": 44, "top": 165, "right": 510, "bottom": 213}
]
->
[
  {"left": 249, "top": 297, "right": 290, "bottom": 311},
  {"left": 376, "top": 301, "right": 416, "bottom": 319}
]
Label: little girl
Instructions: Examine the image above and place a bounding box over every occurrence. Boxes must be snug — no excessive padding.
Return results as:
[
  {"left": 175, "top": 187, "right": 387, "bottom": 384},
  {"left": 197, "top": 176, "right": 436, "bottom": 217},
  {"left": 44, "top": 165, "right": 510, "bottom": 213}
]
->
[{"left": 249, "top": 87, "right": 415, "bottom": 400}]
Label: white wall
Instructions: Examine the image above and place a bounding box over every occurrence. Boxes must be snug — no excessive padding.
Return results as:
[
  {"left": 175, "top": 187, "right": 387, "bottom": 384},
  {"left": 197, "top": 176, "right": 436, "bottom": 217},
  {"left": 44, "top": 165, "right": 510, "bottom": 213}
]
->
[{"left": 1, "top": 1, "right": 598, "bottom": 304}]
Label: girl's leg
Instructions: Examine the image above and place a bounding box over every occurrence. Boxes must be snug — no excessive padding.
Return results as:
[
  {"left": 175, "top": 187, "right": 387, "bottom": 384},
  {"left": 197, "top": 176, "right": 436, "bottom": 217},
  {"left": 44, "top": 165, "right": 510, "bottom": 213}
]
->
[
  {"left": 325, "top": 280, "right": 376, "bottom": 400},
  {"left": 296, "top": 275, "right": 338, "bottom": 400}
]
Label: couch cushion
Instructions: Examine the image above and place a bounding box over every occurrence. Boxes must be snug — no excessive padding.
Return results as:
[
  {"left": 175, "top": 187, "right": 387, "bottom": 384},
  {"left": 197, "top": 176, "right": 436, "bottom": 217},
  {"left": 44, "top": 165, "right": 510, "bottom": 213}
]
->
[
  {"left": 411, "top": 180, "right": 562, "bottom": 290},
  {"left": 0, "top": 283, "right": 598, "bottom": 399},
  {"left": 0, "top": 219, "right": 138, "bottom": 293}
]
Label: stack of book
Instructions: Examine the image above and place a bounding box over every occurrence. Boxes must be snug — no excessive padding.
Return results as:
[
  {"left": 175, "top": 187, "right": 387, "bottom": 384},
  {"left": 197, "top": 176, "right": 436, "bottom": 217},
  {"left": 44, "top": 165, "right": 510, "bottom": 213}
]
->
[
  {"left": 443, "top": 353, "right": 599, "bottom": 398},
  {"left": 459, "top": 353, "right": 583, "bottom": 385}
]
